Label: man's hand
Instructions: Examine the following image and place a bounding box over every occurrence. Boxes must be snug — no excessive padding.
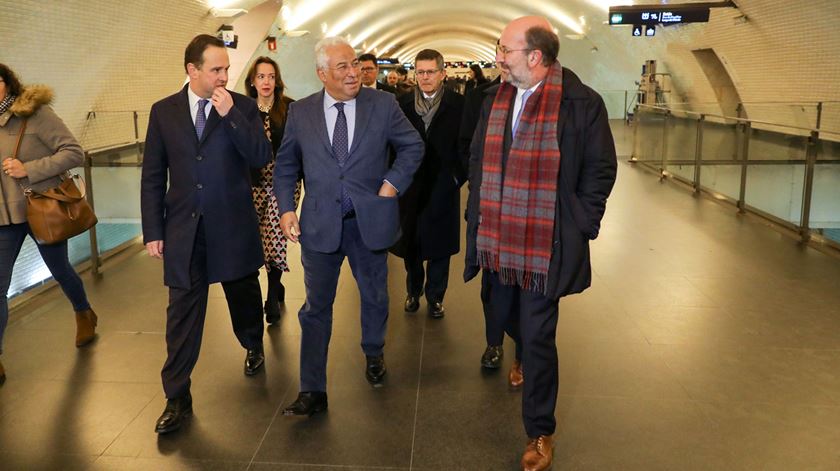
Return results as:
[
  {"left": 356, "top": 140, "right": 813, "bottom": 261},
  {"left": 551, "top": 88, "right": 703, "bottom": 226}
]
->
[
  {"left": 378, "top": 181, "right": 398, "bottom": 198},
  {"left": 146, "top": 240, "right": 164, "bottom": 259},
  {"left": 2, "top": 158, "right": 27, "bottom": 178},
  {"left": 211, "top": 87, "right": 234, "bottom": 117},
  {"left": 280, "top": 211, "right": 300, "bottom": 243}
]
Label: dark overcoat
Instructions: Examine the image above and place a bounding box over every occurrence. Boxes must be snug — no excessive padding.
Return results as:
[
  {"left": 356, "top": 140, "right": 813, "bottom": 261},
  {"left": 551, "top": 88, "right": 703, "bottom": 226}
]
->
[
  {"left": 141, "top": 85, "right": 271, "bottom": 288},
  {"left": 464, "top": 67, "right": 617, "bottom": 300},
  {"left": 391, "top": 88, "right": 466, "bottom": 260}
]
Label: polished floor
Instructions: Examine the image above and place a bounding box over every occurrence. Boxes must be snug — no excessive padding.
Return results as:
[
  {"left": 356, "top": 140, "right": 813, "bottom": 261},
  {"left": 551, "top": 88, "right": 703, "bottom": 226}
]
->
[{"left": 3, "top": 122, "right": 840, "bottom": 470}]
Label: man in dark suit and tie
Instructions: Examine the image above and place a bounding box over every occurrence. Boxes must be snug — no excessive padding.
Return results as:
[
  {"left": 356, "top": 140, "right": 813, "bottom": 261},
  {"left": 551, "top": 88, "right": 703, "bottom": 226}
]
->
[
  {"left": 358, "top": 53, "right": 396, "bottom": 94},
  {"left": 274, "top": 36, "right": 423, "bottom": 416},
  {"left": 141, "top": 34, "right": 271, "bottom": 434}
]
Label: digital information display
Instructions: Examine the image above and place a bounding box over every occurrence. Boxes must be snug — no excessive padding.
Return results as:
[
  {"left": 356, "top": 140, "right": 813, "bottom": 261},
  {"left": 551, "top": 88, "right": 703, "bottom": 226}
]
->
[{"left": 609, "top": 6, "right": 711, "bottom": 26}]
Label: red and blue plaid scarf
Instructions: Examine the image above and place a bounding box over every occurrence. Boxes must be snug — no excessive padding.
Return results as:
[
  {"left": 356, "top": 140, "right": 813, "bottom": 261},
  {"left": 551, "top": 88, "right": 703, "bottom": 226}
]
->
[{"left": 477, "top": 64, "right": 563, "bottom": 294}]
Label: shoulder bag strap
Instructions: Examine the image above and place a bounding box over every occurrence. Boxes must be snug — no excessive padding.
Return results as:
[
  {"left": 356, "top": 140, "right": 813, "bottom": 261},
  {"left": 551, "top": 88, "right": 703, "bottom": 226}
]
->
[
  {"left": 11, "top": 118, "right": 28, "bottom": 160},
  {"left": 10, "top": 119, "right": 31, "bottom": 194}
]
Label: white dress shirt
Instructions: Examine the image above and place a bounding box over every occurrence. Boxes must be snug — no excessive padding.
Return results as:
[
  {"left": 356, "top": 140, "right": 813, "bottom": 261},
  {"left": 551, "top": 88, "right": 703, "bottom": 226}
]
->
[
  {"left": 323, "top": 91, "right": 356, "bottom": 150},
  {"left": 187, "top": 86, "right": 214, "bottom": 125},
  {"left": 511, "top": 81, "right": 543, "bottom": 130}
]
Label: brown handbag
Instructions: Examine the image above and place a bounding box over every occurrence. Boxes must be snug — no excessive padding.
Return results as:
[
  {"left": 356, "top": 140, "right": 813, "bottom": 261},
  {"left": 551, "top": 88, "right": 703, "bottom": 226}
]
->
[{"left": 12, "top": 119, "right": 98, "bottom": 245}]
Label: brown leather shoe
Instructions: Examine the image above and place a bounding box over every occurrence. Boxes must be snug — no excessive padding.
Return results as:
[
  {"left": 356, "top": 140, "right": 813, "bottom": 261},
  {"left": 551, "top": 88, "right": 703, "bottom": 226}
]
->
[
  {"left": 521, "top": 435, "right": 553, "bottom": 471},
  {"left": 509, "top": 359, "right": 524, "bottom": 388},
  {"left": 75, "top": 308, "right": 98, "bottom": 347}
]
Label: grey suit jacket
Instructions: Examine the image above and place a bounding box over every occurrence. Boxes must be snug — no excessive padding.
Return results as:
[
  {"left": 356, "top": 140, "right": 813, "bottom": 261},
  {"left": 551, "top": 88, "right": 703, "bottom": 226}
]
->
[{"left": 274, "top": 87, "right": 423, "bottom": 253}]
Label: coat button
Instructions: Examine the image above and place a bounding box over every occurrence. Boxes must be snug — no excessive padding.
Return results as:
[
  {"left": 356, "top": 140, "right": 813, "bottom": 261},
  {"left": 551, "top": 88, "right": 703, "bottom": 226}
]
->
[
  {"left": 196, "top": 183, "right": 203, "bottom": 189},
  {"left": 191, "top": 212, "right": 197, "bottom": 218},
  {"left": 196, "top": 155, "right": 203, "bottom": 161}
]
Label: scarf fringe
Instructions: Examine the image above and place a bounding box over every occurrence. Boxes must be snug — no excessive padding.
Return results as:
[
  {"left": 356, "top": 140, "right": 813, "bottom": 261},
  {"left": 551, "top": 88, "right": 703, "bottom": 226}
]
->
[{"left": 478, "top": 250, "right": 549, "bottom": 295}]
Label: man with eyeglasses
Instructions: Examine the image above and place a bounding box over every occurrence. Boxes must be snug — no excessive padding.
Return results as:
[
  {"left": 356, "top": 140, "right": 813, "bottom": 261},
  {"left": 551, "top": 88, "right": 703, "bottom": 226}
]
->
[
  {"left": 275, "top": 36, "right": 423, "bottom": 416},
  {"left": 464, "top": 16, "right": 617, "bottom": 471},
  {"left": 391, "top": 49, "right": 466, "bottom": 321},
  {"left": 358, "top": 53, "right": 396, "bottom": 94}
]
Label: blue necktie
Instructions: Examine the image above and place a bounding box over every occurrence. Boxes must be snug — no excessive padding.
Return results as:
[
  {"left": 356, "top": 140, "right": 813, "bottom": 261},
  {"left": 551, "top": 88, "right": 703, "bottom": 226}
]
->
[
  {"left": 332, "top": 102, "right": 353, "bottom": 215},
  {"left": 511, "top": 90, "right": 533, "bottom": 139},
  {"left": 195, "top": 99, "right": 209, "bottom": 139}
]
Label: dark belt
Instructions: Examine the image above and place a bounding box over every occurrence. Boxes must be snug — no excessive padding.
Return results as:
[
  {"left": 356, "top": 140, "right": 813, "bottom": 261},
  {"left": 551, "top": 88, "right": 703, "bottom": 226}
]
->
[{"left": 342, "top": 209, "right": 356, "bottom": 220}]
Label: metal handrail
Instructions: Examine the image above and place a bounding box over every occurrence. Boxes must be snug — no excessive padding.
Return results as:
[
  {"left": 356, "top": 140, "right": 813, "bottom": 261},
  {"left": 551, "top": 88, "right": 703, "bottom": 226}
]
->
[
  {"left": 637, "top": 104, "right": 828, "bottom": 134},
  {"left": 79, "top": 109, "right": 146, "bottom": 275},
  {"left": 630, "top": 106, "right": 840, "bottom": 251}
]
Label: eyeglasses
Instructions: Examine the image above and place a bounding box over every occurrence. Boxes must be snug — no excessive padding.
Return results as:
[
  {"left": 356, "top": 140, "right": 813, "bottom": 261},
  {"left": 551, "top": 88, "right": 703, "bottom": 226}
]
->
[
  {"left": 360, "top": 66, "right": 377, "bottom": 73},
  {"left": 496, "top": 45, "right": 533, "bottom": 58},
  {"left": 415, "top": 69, "right": 441, "bottom": 77},
  {"left": 329, "top": 60, "right": 361, "bottom": 73}
]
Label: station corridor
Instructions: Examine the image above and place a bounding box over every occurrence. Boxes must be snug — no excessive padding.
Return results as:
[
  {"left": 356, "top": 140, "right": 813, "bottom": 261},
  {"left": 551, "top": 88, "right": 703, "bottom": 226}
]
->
[{"left": 2, "top": 124, "right": 840, "bottom": 470}]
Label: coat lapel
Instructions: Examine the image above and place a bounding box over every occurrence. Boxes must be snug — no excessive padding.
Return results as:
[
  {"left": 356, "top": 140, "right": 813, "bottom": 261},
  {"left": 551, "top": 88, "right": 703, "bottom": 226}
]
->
[
  {"left": 310, "top": 90, "right": 332, "bottom": 155},
  {"left": 349, "top": 89, "right": 372, "bottom": 155},
  {"left": 174, "top": 86, "right": 198, "bottom": 146},
  {"left": 199, "top": 107, "right": 222, "bottom": 146}
]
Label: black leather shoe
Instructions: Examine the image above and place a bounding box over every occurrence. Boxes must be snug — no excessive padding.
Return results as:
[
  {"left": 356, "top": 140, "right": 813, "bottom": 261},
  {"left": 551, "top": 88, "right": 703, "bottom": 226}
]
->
[
  {"left": 264, "top": 299, "right": 282, "bottom": 325},
  {"left": 244, "top": 347, "right": 265, "bottom": 376},
  {"left": 155, "top": 393, "right": 192, "bottom": 434},
  {"left": 481, "top": 345, "right": 504, "bottom": 369},
  {"left": 404, "top": 295, "right": 420, "bottom": 312},
  {"left": 429, "top": 302, "right": 445, "bottom": 319},
  {"left": 365, "top": 354, "right": 386, "bottom": 386},
  {"left": 282, "top": 391, "right": 328, "bottom": 416},
  {"left": 0, "top": 358, "right": 5, "bottom": 385}
]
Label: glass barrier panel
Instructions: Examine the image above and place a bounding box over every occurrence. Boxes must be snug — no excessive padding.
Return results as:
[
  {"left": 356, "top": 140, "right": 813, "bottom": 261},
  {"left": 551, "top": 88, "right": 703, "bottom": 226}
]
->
[
  {"left": 89, "top": 148, "right": 143, "bottom": 255},
  {"left": 809, "top": 163, "right": 840, "bottom": 244},
  {"left": 633, "top": 109, "right": 665, "bottom": 162},
  {"left": 78, "top": 111, "right": 139, "bottom": 150},
  {"left": 600, "top": 91, "right": 629, "bottom": 120},
  {"left": 742, "top": 127, "right": 808, "bottom": 223},
  {"left": 664, "top": 115, "right": 697, "bottom": 181}
]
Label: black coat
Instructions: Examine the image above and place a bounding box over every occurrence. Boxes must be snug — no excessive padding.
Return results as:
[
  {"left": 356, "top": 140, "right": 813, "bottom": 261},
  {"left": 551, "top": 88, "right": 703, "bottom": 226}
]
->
[
  {"left": 376, "top": 81, "right": 397, "bottom": 94},
  {"left": 391, "top": 89, "right": 466, "bottom": 260},
  {"left": 251, "top": 95, "right": 294, "bottom": 183},
  {"left": 464, "top": 68, "right": 617, "bottom": 300},
  {"left": 141, "top": 85, "right": 271, "bottom": 288}
]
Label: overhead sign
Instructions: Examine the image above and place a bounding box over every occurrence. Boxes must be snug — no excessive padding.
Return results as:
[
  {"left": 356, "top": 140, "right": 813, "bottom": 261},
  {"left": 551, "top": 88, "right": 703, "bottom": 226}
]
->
[
  {"left": 609, "top": 5, "right": 712, "bottom": 26},
  {"left": 632, "top": 25, "right": 643, "bottom": 36},
  {"left": 646, "top": 25, "right": 656, "bottom": 36}
]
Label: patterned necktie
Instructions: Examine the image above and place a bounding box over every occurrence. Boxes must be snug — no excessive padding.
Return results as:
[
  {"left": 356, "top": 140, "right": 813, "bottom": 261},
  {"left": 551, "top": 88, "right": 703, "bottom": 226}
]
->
[
  {"left": 332, "top": 102, "right": 353, "bottom": 215},
  {"left": 511, "top": 89, "right": 533, "bottom": 139},
  {"left": 195, "top": 99, "right": 209, "bottom": 139}
]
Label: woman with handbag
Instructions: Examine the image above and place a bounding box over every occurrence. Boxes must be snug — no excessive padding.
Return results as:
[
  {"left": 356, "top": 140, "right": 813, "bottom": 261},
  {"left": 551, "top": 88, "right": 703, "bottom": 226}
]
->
[
  {"left": 245, "top": 57, "right": 300, "bottom": 325},
  {"left": 0, "top": 64, "right": 98, "bottom": 384}
]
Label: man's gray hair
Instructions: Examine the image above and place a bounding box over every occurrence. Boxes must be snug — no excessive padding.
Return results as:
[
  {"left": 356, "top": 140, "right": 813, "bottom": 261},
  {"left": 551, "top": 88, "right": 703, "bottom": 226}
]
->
[{"left": 315, "top": 36, "right": 352, "bottom": 70}]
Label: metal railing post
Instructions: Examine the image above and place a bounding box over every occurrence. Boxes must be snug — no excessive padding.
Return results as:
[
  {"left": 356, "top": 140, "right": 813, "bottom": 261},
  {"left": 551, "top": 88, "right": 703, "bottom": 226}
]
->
[
  {"left": 816, "top": 101, "right": 823, "bottom": 131},
  {"left": 133, "top": 110, "right": 143, "bottom": 160},
  {"left": 630, "top": 106, "right": 640, "bottom": 161},
  {"left": 660, "top": 111, "right": 669, "bottom": 179},
  {"left": 799, "top": 130, "right": 819, "bottom": 241},
  {"left": 737, "top": 122, "right": 751, "bottom": 213},
  {"left": 693, "top": 114, "right": 705, "bottom": 193},
  {"left": 623, "top": 90, "right": 628, "bottom": 122},
  {"left": 84, "top": 151, "right": 101, "bottom": 275}
]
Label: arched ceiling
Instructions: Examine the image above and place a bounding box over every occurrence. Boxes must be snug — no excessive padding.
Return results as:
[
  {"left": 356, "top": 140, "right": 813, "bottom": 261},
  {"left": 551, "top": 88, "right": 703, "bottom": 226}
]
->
[{"left": 216, "top": 0, "right": 635, "bottom": 62}]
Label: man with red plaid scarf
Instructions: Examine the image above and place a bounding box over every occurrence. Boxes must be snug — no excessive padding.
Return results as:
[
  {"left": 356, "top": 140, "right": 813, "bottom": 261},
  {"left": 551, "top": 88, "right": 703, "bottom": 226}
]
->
[{"left": 464, "top": 16, "right": 617, "bottom": 471}]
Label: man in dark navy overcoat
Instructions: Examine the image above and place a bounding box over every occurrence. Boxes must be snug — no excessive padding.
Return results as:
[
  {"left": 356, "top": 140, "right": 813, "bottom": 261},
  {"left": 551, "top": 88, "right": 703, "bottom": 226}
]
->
[{"left": 141, "top": 34, "right": 271, "bottom": 434}]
